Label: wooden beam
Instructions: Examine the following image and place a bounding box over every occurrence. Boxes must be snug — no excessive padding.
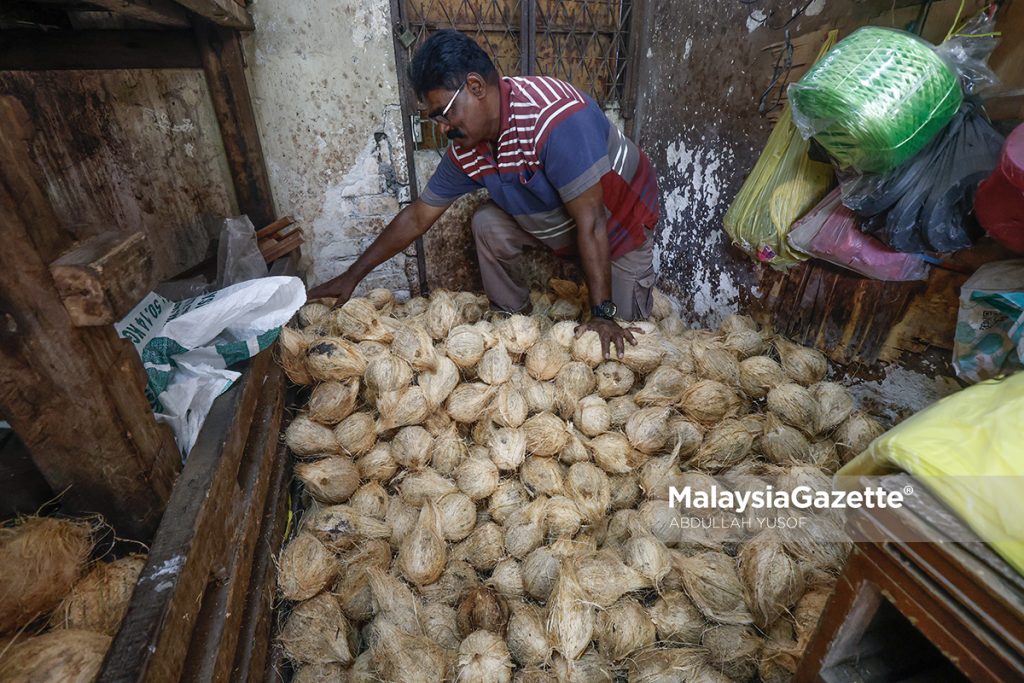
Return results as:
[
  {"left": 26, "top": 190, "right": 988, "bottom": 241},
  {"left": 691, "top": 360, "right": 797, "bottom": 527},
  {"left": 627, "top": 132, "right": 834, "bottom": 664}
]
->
[
  {"left": 0, "top": 30, "right": 201, "bottom": 70},
  {"left": 173, "top": 0, "right": 252, "bottom": 30},
  {"left": 49, "top": 231, "right": 156, "bottom": 327},
  {"left": 85, "top": 0, "right": 190, "bottom": 27},
  {"left": 195, "top": 21, "right": 277, "bottom": 230},
  {"left": 98, "top": 348, "right": 274, "bottom": 683},
  {"left": 0, "top": 96, "right": 180, "bottom": 540}
]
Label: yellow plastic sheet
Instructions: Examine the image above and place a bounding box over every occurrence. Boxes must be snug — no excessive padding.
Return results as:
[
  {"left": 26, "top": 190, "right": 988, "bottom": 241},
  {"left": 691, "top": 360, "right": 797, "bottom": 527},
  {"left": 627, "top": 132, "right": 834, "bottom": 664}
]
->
[
  {"left": 722, "top": 31, "right": 837, "bottom": 270},
  {"left": 839, "top": 372, "right": 1024, "bottom": 576}
]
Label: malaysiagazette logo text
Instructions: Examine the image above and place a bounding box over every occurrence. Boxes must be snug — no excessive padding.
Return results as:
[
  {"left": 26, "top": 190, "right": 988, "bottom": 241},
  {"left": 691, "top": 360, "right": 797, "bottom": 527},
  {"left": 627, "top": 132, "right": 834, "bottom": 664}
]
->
[{"left": 668, "top": 485, "right": 904, "bottom": 513}]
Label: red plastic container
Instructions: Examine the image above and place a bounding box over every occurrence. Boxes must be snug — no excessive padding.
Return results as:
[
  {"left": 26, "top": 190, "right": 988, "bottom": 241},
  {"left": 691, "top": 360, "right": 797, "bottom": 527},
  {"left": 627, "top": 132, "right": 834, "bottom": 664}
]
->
[{"left": 976, "top": 123, "right": 1024, "bottom": 254}]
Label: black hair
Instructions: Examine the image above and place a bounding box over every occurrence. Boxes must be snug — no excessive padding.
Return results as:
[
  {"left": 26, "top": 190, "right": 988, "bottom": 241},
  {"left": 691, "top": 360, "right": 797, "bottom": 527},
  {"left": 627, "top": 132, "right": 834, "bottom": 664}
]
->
[{"left": 408, "top": 30, "right": 498, "bottom": 100}]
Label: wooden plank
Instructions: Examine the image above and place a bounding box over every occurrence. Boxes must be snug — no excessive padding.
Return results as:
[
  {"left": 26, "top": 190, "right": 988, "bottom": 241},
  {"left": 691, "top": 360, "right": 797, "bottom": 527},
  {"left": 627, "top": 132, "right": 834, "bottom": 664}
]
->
[
  {"left": 260, "top": 231, "right": 303, "bottom": 263},
  {"left": 181, "top": 363, "right": 285, "bottom": 682},
  {"left": 49, "top": 231, "right": 156, "bottom": 327},
  {"left": 173, "top": 0, "right": 253, "bottom": 30},
  {"left": 0, "top": 30, "right": 202, "bottom": 71},
  {"left": 255, "top": 216, "right": 295, "bottom": 240},
  {"left": 195, "top": 21, "right": 277, "bottom": 231},
  {"left": 0, "top": 96, "right": 179, "bottom": 540},
  {"left": 85, "top": 0, "right": 190, "bottom": 27},
  {"left": 98, "top": 348, "right": 273, "bottom": 683}
]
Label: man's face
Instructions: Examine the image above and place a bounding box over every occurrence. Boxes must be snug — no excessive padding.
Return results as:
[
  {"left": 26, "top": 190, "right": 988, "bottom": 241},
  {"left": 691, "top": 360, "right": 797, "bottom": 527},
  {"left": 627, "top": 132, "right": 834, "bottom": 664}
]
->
[{"left": 424, "top": 77, "right": 482, "bottom": 148}]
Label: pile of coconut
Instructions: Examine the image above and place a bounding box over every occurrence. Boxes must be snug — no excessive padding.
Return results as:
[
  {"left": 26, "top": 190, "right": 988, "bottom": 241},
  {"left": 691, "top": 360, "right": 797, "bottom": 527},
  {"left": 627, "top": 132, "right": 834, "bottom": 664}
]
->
[
  {"left": 275, "top": 283, "right": 885, "bottom": 683},
  {"left": 0, "top": 516, "right": 146, "bottom": 682}
]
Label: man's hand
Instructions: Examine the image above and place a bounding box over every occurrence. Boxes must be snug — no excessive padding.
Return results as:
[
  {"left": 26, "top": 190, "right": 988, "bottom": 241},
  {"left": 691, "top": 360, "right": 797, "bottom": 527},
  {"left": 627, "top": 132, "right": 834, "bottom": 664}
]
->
[
  {"left": 307, "top": 272, "right": 356, "bottom": 307},
  {"left": 574, "top": 318, "right": 644, "bottom": 360}
]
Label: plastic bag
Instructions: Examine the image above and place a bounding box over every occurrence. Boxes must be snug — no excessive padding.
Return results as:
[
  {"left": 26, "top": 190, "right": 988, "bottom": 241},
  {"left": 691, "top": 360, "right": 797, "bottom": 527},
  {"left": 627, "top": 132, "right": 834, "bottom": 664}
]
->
[
  {"left": 838, "top": 371, "right": 1024, "bottom": 577},
  {"left": 952, "top": 260, "right": 1024, "bottom": 383},
  {"left": 217, "top": 215, "right": 268, "bottom": 288},
  {"left": 839, "top": 102, "right": 1004, "bottom": 253},
  {"left": 789, "top": 27, "right": 962, "bottom": 173},
  {"left": 934, "top": 8, "right": 1000, "bottom": 97},
  {"left": 722, "top": 32, "right": 837, "bottom": 269},
  {"left": 787, "top": 189, "right": 929, "bottom": 281},
  {"left": 116, "top": 276, "right": 306, "bottom": 456}
]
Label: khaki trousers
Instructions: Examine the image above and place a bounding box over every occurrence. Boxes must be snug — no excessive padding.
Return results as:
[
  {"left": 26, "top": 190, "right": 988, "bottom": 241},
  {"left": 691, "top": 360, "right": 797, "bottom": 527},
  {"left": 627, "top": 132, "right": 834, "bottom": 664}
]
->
[{"left": 471, "top": 201, "right": 655, "bottom": 321}]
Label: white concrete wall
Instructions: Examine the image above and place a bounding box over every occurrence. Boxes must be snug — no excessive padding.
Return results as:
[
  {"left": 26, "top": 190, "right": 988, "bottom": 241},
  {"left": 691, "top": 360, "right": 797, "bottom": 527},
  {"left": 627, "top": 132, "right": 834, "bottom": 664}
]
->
[{"left": 243, "top": 0, "right": 415, "bottom": 297}]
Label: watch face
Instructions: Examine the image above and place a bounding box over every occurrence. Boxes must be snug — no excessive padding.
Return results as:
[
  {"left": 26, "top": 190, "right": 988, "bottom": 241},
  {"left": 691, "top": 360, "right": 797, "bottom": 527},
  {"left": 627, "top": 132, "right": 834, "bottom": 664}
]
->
[{"left": 606, "top": 301, "right": 617, "bottom": 317}]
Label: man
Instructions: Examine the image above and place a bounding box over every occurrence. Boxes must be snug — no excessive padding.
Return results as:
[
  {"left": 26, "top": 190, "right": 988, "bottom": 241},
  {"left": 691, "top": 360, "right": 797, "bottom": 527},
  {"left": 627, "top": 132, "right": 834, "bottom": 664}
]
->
[{"left": 309, "top": 30, "right": 660, "bottom": 359}]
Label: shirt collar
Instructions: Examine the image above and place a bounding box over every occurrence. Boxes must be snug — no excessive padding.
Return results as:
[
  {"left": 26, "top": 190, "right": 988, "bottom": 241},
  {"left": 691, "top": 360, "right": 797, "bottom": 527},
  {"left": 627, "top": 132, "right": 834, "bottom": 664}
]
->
[{"left": 450, "top": 76, "right": 514, "bottom": 157}]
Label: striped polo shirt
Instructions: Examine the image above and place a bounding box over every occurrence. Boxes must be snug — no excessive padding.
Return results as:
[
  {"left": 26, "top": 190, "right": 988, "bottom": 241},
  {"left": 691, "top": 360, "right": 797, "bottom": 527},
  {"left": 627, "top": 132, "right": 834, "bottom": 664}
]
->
[{"left": 420, "top": 75, "right": 660, "bottom": 260}]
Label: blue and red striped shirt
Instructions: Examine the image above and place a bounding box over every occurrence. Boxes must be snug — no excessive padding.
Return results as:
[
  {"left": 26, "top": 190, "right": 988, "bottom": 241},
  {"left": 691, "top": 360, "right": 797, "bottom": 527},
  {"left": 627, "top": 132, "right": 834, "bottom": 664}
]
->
[{"left": 421, "top": 75, "right": 660, "bottom": 260}]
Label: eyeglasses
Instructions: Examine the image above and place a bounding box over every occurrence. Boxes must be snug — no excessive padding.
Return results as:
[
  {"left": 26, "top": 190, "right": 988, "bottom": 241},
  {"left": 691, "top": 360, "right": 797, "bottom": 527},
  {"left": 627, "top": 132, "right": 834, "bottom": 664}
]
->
[{"left": 430, "top": 82, "right": 465, "bottom": 124}]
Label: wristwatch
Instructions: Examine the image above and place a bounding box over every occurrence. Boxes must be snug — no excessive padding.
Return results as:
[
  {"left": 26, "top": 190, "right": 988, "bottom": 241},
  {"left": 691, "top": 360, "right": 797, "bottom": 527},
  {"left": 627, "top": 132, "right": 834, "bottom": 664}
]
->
[{"left": 591, "top": 300, "right": 617, "bottom": 320}]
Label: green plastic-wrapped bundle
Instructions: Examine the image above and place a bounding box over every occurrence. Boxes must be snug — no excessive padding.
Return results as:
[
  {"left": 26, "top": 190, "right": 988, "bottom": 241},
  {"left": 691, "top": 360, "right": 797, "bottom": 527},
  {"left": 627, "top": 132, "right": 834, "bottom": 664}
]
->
[{"left": 788, "top": 27, "right": 962, "bottom": 173}]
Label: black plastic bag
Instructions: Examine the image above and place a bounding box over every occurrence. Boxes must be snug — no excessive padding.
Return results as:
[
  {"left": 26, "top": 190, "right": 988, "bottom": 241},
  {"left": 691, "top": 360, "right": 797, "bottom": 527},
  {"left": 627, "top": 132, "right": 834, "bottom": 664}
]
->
[{"left": 839, "top": 101, "right": 1004, "bottom": 253}]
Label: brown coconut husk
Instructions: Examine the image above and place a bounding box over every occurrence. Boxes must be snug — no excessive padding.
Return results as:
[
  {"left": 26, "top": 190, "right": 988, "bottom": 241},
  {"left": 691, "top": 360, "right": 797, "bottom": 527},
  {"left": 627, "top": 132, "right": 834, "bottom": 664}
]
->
[
  {"left": 522, "top": 375, "right": 557, "bottom": 415},
  {"left": 364, "top": 354, "right": 414, "bottom": 397},
  {"left": 472, "top": 320, "right": 500, "bottom": 349},
  {"left": 679, "top": 379, "right": 743, "bottom": 424},
  {"left": 417, "top": 560, "right": 480, "bottom": 607},
  {"left": 447, "top": 325, "right": 486, "bottom": 369},
  {"left": 349, "top": 481, "right": 390, "bottom": 519},
  {"left": 371, "top": 619, "right": 448, "bottom": 683},
  {"left": 365, "top": 565, "right": 422, "bottom": 634},
  {"left": 285, "top": 415, "right": 340, "bottom": 456},
  {"left": 793, "top": 588, "right": 831, "bottom": 646},
  {"left": 0, "top": 630, "right": 110, "bottom": 683},
  {"left": 690, "top": 417, "right": 760, "bottom": 472},
  {"left": 522, "top": 412, "right": 569, "bottom": 457},
  {"left": 554, "top": 362, "right": 596, "bottom": 417},
  {"left": 493, "top": 385, "right": 528, "bottom": 429},
  {"left": 400, "top": 296, "right": 429, "bottom": 318},
  {"left": 506, "top": 601, "right": 550, "bottom": 667},
  {"left": 759, "top": 644, "right": 800, "bottom": 683},
  {"left": 488, "top": 427, "right": 527, "bottom": 471},
  {"left": 430, "top": 427, "right": 468, "bottom": 477},
  {"left": 546, "top": 320, "right": 579, "bottom": 350},
  {"left": 525, "top": 340, "right": 570, "bottom": 381},
  {"left": 483, "top": 557, "right": 523, "bottom": 597},
  {"left": 774, "top": 337, "right": 827, "bottom": 386},
  {"left": 520, "top": 456, "right": 566, "bottom": 497},
  {"left": 607, "top": 394, "right": 640, "bottom": 428},
  {"left": 366, "top": 287, "right": 396, "bottom": 313},
  {"left": 595, "top": 598, "right": 656, "bottom": 663},
  {"left": 675, "top": 551, "right": 754, "bottom": 625},
  {"left": 278, "top": 326, "right": 314, "bottom": 385},
  {"left": 546, "top": 560, "right": 594, "bottom": 661},
  {"left": 357, "top": 339, "right": 390, "bottom": 360},
  {"left": 334, "top": 412, "right": 377, "bottom": 456},
  {"left": 625, "top": 407, "right": 672, "bottom": 455},
  {"left": 294, "top": 457, "right": 360, "bottom": 504},
  {"left": 760, "top": 413, "right": 812, "bottom": 465},
  {"left": 291, "top": 663, "right": 348, "bottom": 683},
  {"left": 549, "top": 298, "right": 582, "bottom": 321},
  {"left": 399, "top": 469, "right": 458, "bottom": 507},
  {"left": 503, "top": 498, "right": 548, "bottom": 560},
  {"left": 277, "top": 533, "right": 338, "bottom": 602},
  {"left": 418, "top": 602, "right": 460, "bottom": 650},
  {"left": 543, "top": 496, "right": 583, "bottom": 540},
  {"left": 435, "top": 492, "right": 477, "bottom": 542},
  {"left": 456, "top": 454, "right": 500, "bottom": 500},
  {"left": 589, "top": 432, "right": 645, "bottom": 475},
  {"left": 618, "top": 323, "right": 667, "bottom": 374},
  {"left": 452, "top": 522, "right": 506, "bottom": 572},
  {"left": 521, "top": 546, "right": 560, "bottom": 602},
  {"left": 498, "top": 315, "right": 541, "bottom": 355},
  {"left": 626, "top": 647, "right": 722, "bottom": 683},
  {"left": 279, "top": 593, "right": 356, "bottom": 665},
  {"left": 738, "top": 355, "right": 787, "bottom": 399},
  {"left": 738, "top": 529, "right": 806, "bottom": 628},
  {"left": 307, "top": 380, "right": 360, "bottom": 425},
  {"left": 724, "top": 329, "right": 768, "bottom": 359},
  {"left": 766, "top": 383, "right": 818, "bottom": 435},
  {"left": 488, "top": 480, "right": 531, "bottom": 525},
  {"left": 648, "top": 591, "right": 706, "bottom": 644},
  {"left": 0, "top": 517, "right": 93, "bottom": 635},
  {"left": 594, "top": 361, "right": 635, "bottom": 398},
  {"left": 356, "top": 442, "right": 398, "bottom": 482},
  {"left": 668, "top": 416, "right": 705, "bottom": 459},
  {"left": 635, "top": 366, "right": 691, "bottom": 407},
  {"left": 812, "top": 381, "right": 855, "bottom": 434},
  {"left": 304, "top": 505, "right": 391, "bottom": 552},
  {"left": 572, "top": 394, "right": 609, "bottom": 438},
  {"left": 834, "top": 411, "right": 885, "bottom": 462},
  {"left": 49, "top": 554, "right": 145, "bottom": 636},
  {"left": 306, "top": 337, "right": 368, "bottom": 382},
  {"left": 566, "top": 462, "right": 610, "bottom": 524},
  {"left": 570, "top": 330, "right": 605, "bottom": 367},
  {"left": 391, "top": 322, "right": 438, "bottom": 371},
  {"left": 446, "top": 383, "right": 498, "bottom": 424},
  {"left": 702, "top": 623, "right": 763, "bottom": 682},
  {"left": 426, "top": 290, "right": 460, "bottom": 341},
  {"left": 398, "top": 501, "right": 447, "bottom": 586},
  {"left": 558, "top": 426, "right": 590, "bottom": 465},
  {"left": 388, "top": 425, "right": 432, "bottom": 470},
  {"left": 333, "top": 298, "right": 395, "bottom": 343},
  {"left": 457, "top": 586, "right": 510, "bottom": 638},
  {"left": 623, "top": 520, "right": 672, "bottom": 587},
  {"left": 574, "top": 550, "right": 650, "bottom": 608},
  {"left": 609, "top": 472, "right": 642, "bottom": 510},
  {"left": 479, "top": 344, "right": 515, "bottom": 386},
  {"left": 457, "top": 629, "right": 513, "bottom": 683},
  {"left": 376, "top": 385, "right": 430, "bottom": 431},
  {"left": 299, "top": 302, "right": 331, "bottom": 328},
  {"left": 692, "top": 340, "right": 741, "bottom": 386}
]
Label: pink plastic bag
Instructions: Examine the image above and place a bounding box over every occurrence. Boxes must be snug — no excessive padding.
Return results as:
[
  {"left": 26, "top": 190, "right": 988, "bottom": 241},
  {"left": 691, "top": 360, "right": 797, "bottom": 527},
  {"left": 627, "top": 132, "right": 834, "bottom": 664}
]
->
[{"left": 788, "top": 189, "right": 930, "bottom": 281}]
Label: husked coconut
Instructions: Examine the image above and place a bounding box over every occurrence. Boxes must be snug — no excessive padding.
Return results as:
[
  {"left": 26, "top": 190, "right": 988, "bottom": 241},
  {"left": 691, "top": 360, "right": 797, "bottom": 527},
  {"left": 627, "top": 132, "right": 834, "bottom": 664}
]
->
[
  {"left": 812, "top": 382, "right": 855, "bottom": 434},
  {"left": 419, "top": 602, "right": 461, "bottom": 650},
  {"left": 489, "top": 427, "right": 527, "bottom": 471},
  {"left": 546, "top": 320, "right": 578, "bottom": 349},
  {"left": 554, "top": 362, "right": 596, "bottom": 417},
  {"left": 400, "top": 296, "right": 429, "bottom": 318},
  {"left": 503, "top": 498, "right": 548, "bottom": 559},
  {"left": 436, "top": 492, "right": 477, "bottom": 542},
  {"left": 498, "top": 315, "right": 541, "bottom": 355},
  {"left": 364, "top": 354, "right": 414, "bottom": 397},
  {"left": 366, "top": 287, "right": 396, "bottom": 312},
  {"left": 418, "top": 560, "right": 480, "bottom": 607},
  {"left": 376, "top": 385, "right": 430, "bottom": 431},
  {"left": 588, "top": 432, "right": 644, "bottom": 474},
  {"left": 523, "top": 412, "right": 568, "bottom": 456},
  {"left": 457, "top": 454, "right": 500, "bottom": 500},
  {"left": 573, "top": 395, "right": 610, "bottom": 437},
  {"left": 558, "top": 426, "right": 590, "bottom": 465},
  {"left": 635, "top": 366, "right": 690, "bottom": 406},
  {"left": 308, "top": 380, "right": 360, "bottom": 425},
  {"left": 447, "top": 383, "right": 498, "bottom": 424},
  {"left": 488, "top": 479, "right": 531, "bottom": 524},
  {"left": 545, "top": 496, "right": 585, "bottom": 539},
  {"left": 609, "top": 473, "right": 642, "bottom": 510},
  {"left": 607, "top": 395, "right": 639, "bottom": 428},
  {"left": 546, "top": 560, "right": 594, "bottom": 661},
  {"left": 506, "top": 602, "right": 550, "bottom": 667},
  {"left": 566, "top": 462, "right": 610, "bottom": 523},
  {"left": 767, "top": 383, "right": 818, "bottom": 435},
  {"left": 774, "top": 337, "right": 827, "bottom": 386},
  {"left": 277, "top": 533, "right": 337, "bottom": 602},
  {"left": 679, "top": 379, "right": 743, "bottom": 424},
  {"left": 49, "top": 554, "right": 145, "bottom": 636},
  {"left": 390, "top": 425, "right": 434, "bottom": 470},
  {"left": 334, "top": 412, "right": 377, "bottom": 456},
  {"left": 479, "top": 344, "right": 515, "bottom": 385},
  {"left": 279, "top": 593, "right": 356, "bottom": 665},
  {"left": 426, "top": 290, "right": 460, "bottom": 340},
  {"left": 738, "top": 529, "right": 805, "bottom": 628},
  {"left": 356, "top": 442, "right": 398, "bottom": 482},
  {"left": 371, "top": 620, "right": 448, "bottom": 683},
  {"left": 674, "top": 552, "right": 753, "bottom": 625},
  {"left": 334, "top": 298, "right": 394, "bottom": 343},
  {"left": 651, "top": 288, "right": 675, "bottom": 319},
  {"left": 627, "top": 647, "right": 728, "bottom": 683},
  {"left": 739, "top": 355, "right": 787, "bottom": 399},
  {"left": 279, "top": 326, "right": 314, "bottom": 385},
  {"left": 400, "top": 469, "right": 458, "bottom": 507},
  {"left": 0, "top": 630, "right": 110, "bottom": 683},
  {"left": 304, "top": 505, "right": 391, "bottom": 552},
  {"left": 520, "top": 456, "right": 565, "bottom": 497},
  {"left": 724, "top": 330, "right": 768, "bottom": 359},
  {"left": 625, "top": 407, "right": 672, "bottom": 454},
  {"left": 419, "top": 356, "right": 460, "bottom": 410},
  {"left": 431, "top": 426, "right": 468, "bottom": 476},
  {"left": 295, "top": 457, "right": 361, "bottom": 504},
  {"left": 299, "top": 302, "right": 331, "bottom": 328},
  {"left": 623, "top": 521, "right": 672, "bottom": 586},
  {"left": 834, "top": 411, "right": 885, "bottom": 461},
  {"left": 494, "top": 384, "right": 528, "bottom": 428},
  {"left": 720, "top": 313, "right": 759, "bottom": 335},
  {"left": 594, "top": 598, "right": 656, "bottom": 662},
  {"left": 703, "top": 624, "right": 762, "bottom": 681},
  {"left": 594, "top": 361, "right": 634, "bottom": 397},
  {"left": 365, "top": 566, "right": 422, "bottom": 634},
  {"left": 667, "top": 416, "right": 704, "bottom": 458},
  {"left": 618, "top": 323, "right": 665, "bottom": 374},
  {"left": 649, "top": 591, "right": 705, "bottom": 644},
  {"left": 551, "top": 648, "right": 615, "bottom": 682},
  {"left": 447, "top": 324, "right": 486, "bottom": 369},
  {"left": 349, "top": 481, "right": 389, "bottom": 519},
  {"left": 456, "top": 630, "right": 513, "bottom": 683},
  {"left": 0, "top": 517, "right": 92, "bottom": 635},
  {"left": 488, "top": 558, "right": 525, "bottom": 597},
  {"left": 574, "top": 550, "right": 650, "bottom": 608},
  {"left": 306, "top": 338, "right": 367, "bottom": 382},
  {"left": 521, "top": 546, "right": 560, "bottom": 601},
  {"left": 549, "top": 298, "right": 581, "bottom": 321},
  {"left": 453, "top": 522, "right": 505, "bottom": 572},
  {"left": 690, "top": 417, "right": 760, "bottom": 472},
  {"left": 391, "top": 323, "right": 437, "bottom": 371},
  {"left": 760, "top": 413, "right": 812, "bottom": 465},
  {"left": 357, "top": 340, "right": 389, "bottom": 359},
  {"left": 522, "top": 375, "right": 557, "bottom": 414},
  {"left": 457, "top": 586, "right": 510, "bottom": 637},
  {"left": 525, "top": 340, "right": 570, "bottom": 381},
  {"left": 692, "top": 340, "right": 741, "bottom": 386},
  {"left": 285, "top": 415, "right": 339, "bottom": 456}
]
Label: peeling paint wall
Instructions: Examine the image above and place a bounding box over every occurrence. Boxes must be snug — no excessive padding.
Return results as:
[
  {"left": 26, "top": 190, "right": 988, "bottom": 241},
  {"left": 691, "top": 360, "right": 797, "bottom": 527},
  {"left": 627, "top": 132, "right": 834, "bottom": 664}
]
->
[{"left": 244, "top": 0, "right": 414, "bottom": 297}]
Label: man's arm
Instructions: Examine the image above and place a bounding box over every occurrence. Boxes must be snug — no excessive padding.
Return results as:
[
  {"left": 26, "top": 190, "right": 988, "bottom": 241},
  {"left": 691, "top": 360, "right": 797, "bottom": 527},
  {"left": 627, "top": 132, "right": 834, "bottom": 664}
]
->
[
  {"left": 565, "top": 183, "right": 642, "bottom": 359},
  {"left": 308, "top": 198, "right": 447, "bottom": 302}
]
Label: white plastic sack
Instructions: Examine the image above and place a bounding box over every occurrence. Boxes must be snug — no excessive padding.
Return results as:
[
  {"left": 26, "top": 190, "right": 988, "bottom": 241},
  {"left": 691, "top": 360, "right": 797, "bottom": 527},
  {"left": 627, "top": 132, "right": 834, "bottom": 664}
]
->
[{"left": 117, "top": 276, "right": 306, "bottom": 456}]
